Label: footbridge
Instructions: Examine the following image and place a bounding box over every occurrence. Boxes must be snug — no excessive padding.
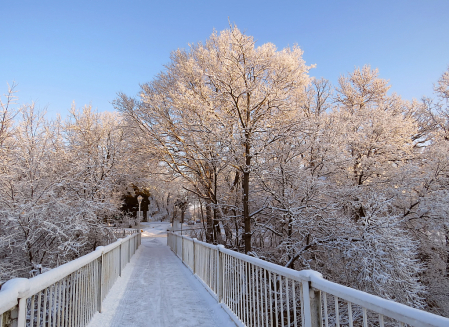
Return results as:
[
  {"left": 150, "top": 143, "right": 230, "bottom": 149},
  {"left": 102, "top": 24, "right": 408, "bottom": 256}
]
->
[{"left": 1, "top": 222, "right": 448, "bottom": 327}]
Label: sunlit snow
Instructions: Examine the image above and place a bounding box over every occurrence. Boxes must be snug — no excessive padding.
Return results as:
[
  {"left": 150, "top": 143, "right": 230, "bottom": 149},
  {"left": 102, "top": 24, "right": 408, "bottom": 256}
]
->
[{"left": 87, "top": 222, "right": 236, "bottom": 327}]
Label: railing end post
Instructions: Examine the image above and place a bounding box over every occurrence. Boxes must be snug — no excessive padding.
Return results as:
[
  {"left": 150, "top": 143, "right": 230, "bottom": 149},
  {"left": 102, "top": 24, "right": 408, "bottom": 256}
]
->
[
  {"left": 301, "top": 276, "right": 322, "bottom": 327},
  {"left": 17, "top": 297, "right": 27, "bottom": 327},
  {"left": 309, "top": 286, "right": 322, "bottom": 327}
]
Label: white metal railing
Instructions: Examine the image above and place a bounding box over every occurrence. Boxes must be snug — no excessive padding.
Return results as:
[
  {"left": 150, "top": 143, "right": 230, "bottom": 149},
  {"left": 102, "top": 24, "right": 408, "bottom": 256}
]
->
[
  {"left": 168, "top": 232, "right": 449, "bottom": 327},
  {"left": 0, "top": 232, "right": 141, "bottom": 327}
]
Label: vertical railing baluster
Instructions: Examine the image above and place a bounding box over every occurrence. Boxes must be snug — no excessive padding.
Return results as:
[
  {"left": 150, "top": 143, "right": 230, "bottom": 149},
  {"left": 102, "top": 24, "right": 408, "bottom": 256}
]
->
[
  {"left": 61, "top": 279, "right": 66, "bottom": 327},
  {"left": 73, "top": 271, "right": 78, "bottom": 327},
  {"left": 91, "top": 262, "right": 96, "bottom": 319},
  {"left": 37, "top": 291, "right": 42, "bottom": 327},
  {"left": 83, "top": 266, "right": 87, "bottom": 326},
  {"left": 269, "top": 271, "right": 273, "bottom": 327},
  {"left": 217, "top": 248, "right": 222, "bottom": 300},
  {"left": 78, "top": 272, "right": 83, "bottom": 327},
  {"left": 265, "top": 268, "right": 269, "bottom": 327},
  {"left": 252, "top": 264, "right": 256, "bottom": 326},
  {"left": 68, "top": 274, "right": 73, "bottom": 327},
  {"left": 43, "top": 287, "right": 48, "bottom": 326},
  {"left": 98, "top": 254, "right": 103, "bottom": 313},
  {"left": 89, "top": 263, "right": 93, "bottom": 323},
  {"left": 274, "top": 274, "right": 279, "bottom": 327},
  {"left": 71, "top": 274, "right": 75, "bottom": 327},
  {"left": 54, "top": 281, "right": 60, "bottom": 327},
  {"left": 280, "top": 276, "right": 284, "bottom": 327},
  {"left": 238, "top": 260, "right": 242, "bottom": 322},
  {"left": 30, "top": 295, "right": 35, "bottom": 327},
  {"left": 76, "top": 272, "right": 80, "bottom": 327},
  {"left": 348, "top": 302, "right": 353, "bottom": 327},
  {"left": 86, "top": 264, "right": 91, "bottom": 323},
  {"left": 246, "top": 262, "right": 250, "bottom": 327},
  {"left": 60, "top": 279, "right": 65, "bottom": 327},
  {"left": 292, "top": 280, "right": 297, "bottom": 327},
  {"left": 300, "top": 285, "right": 304, "bottom": 327},
  {"left": 335, "top": 296, "right": 340, "bottom": 327},
  {"left": 209, "top": 248, "right": 212, "bottom": 289},
  {"left": 286, "top": 278, "right": 290, "bottom": 327},
  {"left": 256, "top": 266, "right": 260, "bottom": 327},
  {"left": 222, "top": 253, "right": 226, "bottom": 306},
  {"left": 232, "top": 256, "right": 236, "bottom": 313},
  {"left": 260, "top": 267, "right": 264, "bottom": 327},
  {"left": 81, "top": 269, "right": 85, "bottom": 327},
  {"left": 362, "top": 307, "right": 367, "bottom": 327},
  {"left": 323, "top": 292, "right": 328, "bottom": 327},
  {"left": 49, "top": 284, "right": 54, "bottom": 327},
  {"left": 82, "top": 268, "right": 86, "bottom": 327}
]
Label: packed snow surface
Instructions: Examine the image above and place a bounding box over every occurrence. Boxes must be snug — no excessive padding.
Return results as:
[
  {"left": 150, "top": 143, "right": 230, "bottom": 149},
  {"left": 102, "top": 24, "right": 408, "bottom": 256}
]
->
[{"left": 87, "top": 222, "right": 236, "bottom": 327}]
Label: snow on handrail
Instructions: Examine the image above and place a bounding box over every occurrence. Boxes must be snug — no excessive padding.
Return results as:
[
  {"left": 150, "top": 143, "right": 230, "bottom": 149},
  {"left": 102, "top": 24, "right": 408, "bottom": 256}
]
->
[
  {"left": 0, "top": 278, "right": 28, "bottom": 316},
  {"left": 168, "top": 231, "right": 449, "bottom": 327}
]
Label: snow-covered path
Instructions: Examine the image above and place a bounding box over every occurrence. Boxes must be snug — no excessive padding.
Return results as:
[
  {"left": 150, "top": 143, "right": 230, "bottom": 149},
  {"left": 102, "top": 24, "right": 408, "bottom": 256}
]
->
[{"left": 87, "top": 222, "right": 236, "bottom": 327}]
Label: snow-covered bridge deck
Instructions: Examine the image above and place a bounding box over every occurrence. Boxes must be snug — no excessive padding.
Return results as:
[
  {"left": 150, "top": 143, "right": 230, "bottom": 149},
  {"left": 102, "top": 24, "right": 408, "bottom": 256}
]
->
[{"left": 87, "top": 222, "right": 236, "bottom": 327}]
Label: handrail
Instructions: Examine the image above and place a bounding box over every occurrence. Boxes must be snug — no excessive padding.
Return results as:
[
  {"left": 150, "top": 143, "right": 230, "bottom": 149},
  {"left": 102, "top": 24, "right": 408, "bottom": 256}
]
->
[
  {"left": 306, "top": 274, "right": 447, "bottom": 327},
  {"left": 168, "top": 231, "right": 449, "bottom": 327},
  {"left": 0, "top": 232, "right": 141, "bottom": 327}
]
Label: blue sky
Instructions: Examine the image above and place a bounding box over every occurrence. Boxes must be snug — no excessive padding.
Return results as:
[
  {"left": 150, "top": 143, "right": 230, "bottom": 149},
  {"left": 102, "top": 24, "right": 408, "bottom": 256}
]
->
[{"left": 1, "top": 0, "right": 448, "bottom": 118}]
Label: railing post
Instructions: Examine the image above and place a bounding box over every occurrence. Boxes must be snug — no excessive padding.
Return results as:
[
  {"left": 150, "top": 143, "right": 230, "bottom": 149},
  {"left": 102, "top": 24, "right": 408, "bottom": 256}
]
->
[
  {"left": 193, "top": 238, "right": 196, "bottom": 275},
  {"left": 301, "top": 271, "right": 322, "bottom": 327},
  {"left": 119, "top": 243, "right": 122, "bottom": 277},
  {"left": 175, "top": 233, "right": 177, "bottom": 255},
  {"left": 16, "top": 298, "right": 26, "bottom": 327},
  {"left": 217, "top": 245, "right": 224, "bottom": 302},
  {"left": 310, "top": 287, "right": 322, "bottom": 327},
  {"left": 97, "top": 249, "right": 104, "bottom": 313},
  {"left": 302, "top": 281, "right": 312, "bottom": 327},
  {"left": 182, "top": 237, "right": 184, "bottom": 263}
]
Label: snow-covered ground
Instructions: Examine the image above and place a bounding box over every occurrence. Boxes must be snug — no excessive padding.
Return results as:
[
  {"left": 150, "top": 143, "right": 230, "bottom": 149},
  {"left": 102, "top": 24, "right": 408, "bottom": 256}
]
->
[{"left": 87, "top": 222, "right": 236, "bottom": 327}]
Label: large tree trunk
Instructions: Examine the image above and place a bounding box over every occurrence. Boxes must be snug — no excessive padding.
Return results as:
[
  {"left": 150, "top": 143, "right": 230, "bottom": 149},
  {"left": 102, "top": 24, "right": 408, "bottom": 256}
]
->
[
  {"left": 206, "top": 202, "right": 214, "bottom": 243},
  {"left": 243, "top": 132, "right": 251, "bottom": 254}
]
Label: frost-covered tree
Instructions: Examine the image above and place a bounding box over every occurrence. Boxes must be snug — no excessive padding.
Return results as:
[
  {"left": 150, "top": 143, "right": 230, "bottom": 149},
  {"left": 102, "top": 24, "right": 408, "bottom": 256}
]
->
[
  {"left": 404, "top": 66, "right": 449, "bottom": 316},
  {"left": 116, "top": 25, "right": 312, "bottom": 252},
  {"left": 0, "top": 105, "right": 95, "bottom": 281},
  {"left": 0, "top": 99, "right": 141, "bottom": 284},
  {"left": 115, "top": 30, "right": 449, "bottom": 313},
  {"left": 249, "top": 68, "right": 427, "bottom": 308}
]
